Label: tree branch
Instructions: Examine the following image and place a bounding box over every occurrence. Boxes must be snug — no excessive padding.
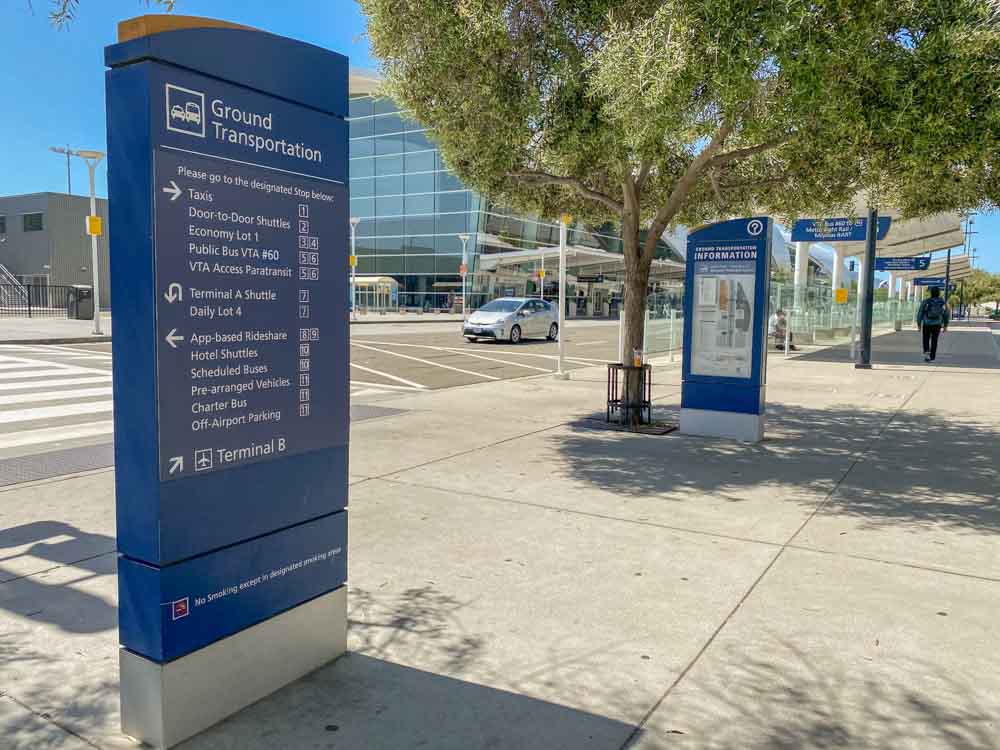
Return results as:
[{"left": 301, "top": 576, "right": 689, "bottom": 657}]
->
[
  {"left": 636, "top": 160, "right": 652, "bottom": 192},
  {"left": 509, "top": 170, "right": 624, "bottom": 213},
  {"left": 640, "top": 120, "right": 735, "bottom": 261},
  {"left": 708, "top": 136, "right": 789, "bottom": 169}
]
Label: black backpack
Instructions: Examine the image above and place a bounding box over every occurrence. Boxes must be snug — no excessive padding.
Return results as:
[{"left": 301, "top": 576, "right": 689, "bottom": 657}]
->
[{"left": 924, "top": 298, "right": 946, "bottom": 325}]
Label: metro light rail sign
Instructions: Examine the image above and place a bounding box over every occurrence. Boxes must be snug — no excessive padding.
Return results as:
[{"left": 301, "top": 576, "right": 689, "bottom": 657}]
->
[
  {"left": 875, "top": 255, "right": 931, "bottom": 272},
  {"left": 791, "top": 216, "right": 892, "bottom": 242},
  {"left": 105, "top": 17, "right": 349, "bottom": 748}
]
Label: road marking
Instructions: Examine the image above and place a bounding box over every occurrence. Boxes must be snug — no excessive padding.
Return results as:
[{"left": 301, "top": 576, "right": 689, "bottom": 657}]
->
[
  {"left": 0, "top": 368, "right": 102, "bottom": 381},
  {"left": 349, "top": 362, "right": 428, "bottom": 390},
  {"left": 0, "top": 420, "right": 114, "bottom": 449},
  {"left": 0, "top": 363, "right": 46, "bottom": 371},
  {"left": 0, "top": 354, "right": 111, "bottom": 376},
  {"left": 0, "top": 344, "right": 113, "bottom": 359},
  {"left": 353, "top": 340, "right": 552, "bottom": 373},
  {"left": 0, "top": 375, "right": 111, "bottom": 392},
  {"left": 349, "top": 380, "right": 423, "bottom": 391},
  {"left": 353, "top": 339, "right": 605, "bottom": 366},
  {"left": 574, "top": 340, "right": 610, "bottom": 346},
  {"left": 0, "top": 400, "right": 114, "bottom": 425},
  {"left": 0, "top": 386, "right": 113, "bottom": 406},
  {"left": 352, "top": 342, "right": 501, "bottom": 381}
]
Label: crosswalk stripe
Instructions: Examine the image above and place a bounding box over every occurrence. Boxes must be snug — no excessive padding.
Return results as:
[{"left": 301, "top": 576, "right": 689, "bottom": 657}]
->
[
  {"left": 0, "top": 376, "right": 111, "bottom": 392},
  {"left": 0, "top": 386, "right": 114, "bottom": 407},
  {"left": 0, "top": 420, "right": 114, "bottom": 449},
  {"left": 0, "top": 367, "right": 99, "bottom": 381},
  {"left": 0, "top": 400, "right": 114, "bottom": 425}
]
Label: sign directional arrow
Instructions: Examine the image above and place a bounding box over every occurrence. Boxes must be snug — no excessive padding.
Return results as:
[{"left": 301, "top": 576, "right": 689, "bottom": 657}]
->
[
  {"left": 164, "top": 282, "right": 183, "bottom": 303},
  {"left": 165, "top": 328, "right": 184, "bottom": 348},
  {"left": 162, "top": 180, "right": 182, "bottom": 202},
  {"left": 168, "top": 456, "right": 184, "bottom": 475}
]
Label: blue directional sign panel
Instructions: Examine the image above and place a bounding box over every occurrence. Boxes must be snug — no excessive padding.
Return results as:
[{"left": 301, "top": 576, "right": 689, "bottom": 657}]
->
[
  {"left": 875, "top": 256, "right": 931, "bottom": 272},
  {"left": 791, "top": 216, "right": 892, "bottom": 243},
  {"left": 913, "top": 276, "right": 948, "bottom": 286},
  {"left": 682, "top": 217, "right": 771, "bottom": 415},
  {"left": 106, "top": 25, "right": 349, "bottom": 662}
]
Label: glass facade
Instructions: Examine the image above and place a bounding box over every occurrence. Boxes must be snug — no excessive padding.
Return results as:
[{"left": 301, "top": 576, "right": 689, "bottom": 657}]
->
[{"left": 349, "top": 92, "right": 682, "bottom": 310}]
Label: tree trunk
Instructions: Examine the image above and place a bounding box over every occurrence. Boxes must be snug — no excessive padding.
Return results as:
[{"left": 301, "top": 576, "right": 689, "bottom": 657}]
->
[{"left": 619, "top": 226, "right": 652, "bottom": 426}]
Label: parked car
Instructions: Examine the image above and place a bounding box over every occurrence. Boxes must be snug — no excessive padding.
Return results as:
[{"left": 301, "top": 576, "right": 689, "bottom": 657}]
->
[{"left": 463, "top": 297, "right": 558, "bottom": 343}]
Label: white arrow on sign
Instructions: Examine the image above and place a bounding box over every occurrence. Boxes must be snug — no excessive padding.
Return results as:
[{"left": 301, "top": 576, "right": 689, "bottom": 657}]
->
[
  {"left": 162, "top": 181, "right": 182, "bottom": 202},
  {"left": 164, "top": 282, "right": 183, "bottom": 303},
  {"left": 168, "top": 456, "right": 184, "bottom": 475},
  {"left": 165, "top": 328, "right": 184, "bottom": 348}
]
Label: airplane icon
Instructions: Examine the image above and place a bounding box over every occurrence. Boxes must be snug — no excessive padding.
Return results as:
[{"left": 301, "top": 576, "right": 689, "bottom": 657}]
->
[{"left": 194, "top": 449, "right": 213, "bottom": 472}]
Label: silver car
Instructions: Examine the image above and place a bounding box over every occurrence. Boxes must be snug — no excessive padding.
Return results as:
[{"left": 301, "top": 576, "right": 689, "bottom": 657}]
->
[{"left": 464, "top": 297, "right": 558, "bottom": 344}]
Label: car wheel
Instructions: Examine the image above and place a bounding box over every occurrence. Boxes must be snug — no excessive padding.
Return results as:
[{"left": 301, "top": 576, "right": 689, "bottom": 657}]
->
[
  {"left": 509, "top": 325, "right": 522, "bottom": 344},
  {"left": 547, "top": 322, "right": 558, "bottom": 341}
]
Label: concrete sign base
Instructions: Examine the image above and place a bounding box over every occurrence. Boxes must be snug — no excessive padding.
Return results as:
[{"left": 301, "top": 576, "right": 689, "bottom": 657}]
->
[
  {"left": 120, "top": 586, "right": 347, "bottom": 749},
  {"left": 680, "top": 407, "right": 764, "bottom": 443}
]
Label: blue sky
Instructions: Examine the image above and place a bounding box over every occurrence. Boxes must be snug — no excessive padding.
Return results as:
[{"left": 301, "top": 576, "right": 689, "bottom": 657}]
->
[{"left": 2, "top": 0, "right": 998, "bottom": 272}]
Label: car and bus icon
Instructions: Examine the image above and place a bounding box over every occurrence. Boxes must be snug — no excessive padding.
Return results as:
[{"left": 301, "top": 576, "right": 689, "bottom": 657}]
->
[
  {"left": 170, "top": 101, "right": 202, "bottom": 126},
  {"left": 165, "top": 84, "right": 206, "bottom": 137}
]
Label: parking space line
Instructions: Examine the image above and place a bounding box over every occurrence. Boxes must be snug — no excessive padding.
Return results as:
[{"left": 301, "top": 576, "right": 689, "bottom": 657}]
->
[
  {"left": 0, "top": 375, "right": 110, "bottom": 392},
  {"left": 354, "top": 339, "right": 606, "bottom": 367},
  {"left": 349, "top": 362, "right": 428, "bottom": 390},
  {"left": 349, "top": 379, "right": 424, "bottom": 391},
  {"left": 0, "top": 386, "right": 113, "bottom": 406},
  {"left": 353, "top": 340, "right": 552, "bottom": 373},
  {"left": 0, "top": 400, "right": 114, "bottom": 425},
  {"left": 0, "top": 420, "right": 114, "bottom": 449},
  {"left": 352, "top": 342, "right": 501, "bottom": 381}
]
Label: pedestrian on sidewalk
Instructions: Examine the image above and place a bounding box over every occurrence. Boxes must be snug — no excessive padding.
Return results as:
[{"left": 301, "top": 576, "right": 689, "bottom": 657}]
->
[
  {"left": 769, "top": 309, "right": 797, "bottom": 351},
  {"left": 916, "top": 286, "right": 949, "bottom": 362}
]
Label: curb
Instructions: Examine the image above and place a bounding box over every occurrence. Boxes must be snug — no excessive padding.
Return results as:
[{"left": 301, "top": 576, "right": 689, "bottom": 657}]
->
[
  {"left": 351, "top": 317, "right": 462, "bottom": 325},
  {"left": 0, "top": 336, "right": 112, "bottom": 345}
]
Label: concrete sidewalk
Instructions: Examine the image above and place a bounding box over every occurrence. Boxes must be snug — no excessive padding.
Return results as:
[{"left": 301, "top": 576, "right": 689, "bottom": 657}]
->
[
  {"left": 0, "top": 314, "right": 112, "bottom": 344},
  {"left": 0, "top": 325, "right": 998, "bottom": 749}
]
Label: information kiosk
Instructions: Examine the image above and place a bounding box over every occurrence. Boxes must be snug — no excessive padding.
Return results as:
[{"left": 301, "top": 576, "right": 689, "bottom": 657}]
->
[
  {"left": 680, "top": 218, "right": 772, "bottom": 442},
  {"left": 105, "top": 16, "right": 349, "bottom": 747}
]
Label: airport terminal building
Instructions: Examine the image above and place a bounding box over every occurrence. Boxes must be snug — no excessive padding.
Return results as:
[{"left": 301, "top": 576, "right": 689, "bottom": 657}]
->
[{"left": 348, "top": 71, "right": 684, "bottom": 312}]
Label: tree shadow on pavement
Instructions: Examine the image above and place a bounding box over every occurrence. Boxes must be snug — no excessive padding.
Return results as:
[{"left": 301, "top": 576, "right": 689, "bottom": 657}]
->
[
  {"left": 0, "top": 521, "right": 117, "bottom": 634},
  {"left": 556, "top": 401, "right": 999, "bottom": 534},
  {"left": 179, "top": 584, "right": 638, "bottom": 750},
  {"left": 632, "top": 640, "right": 998, "bottom": 749}
]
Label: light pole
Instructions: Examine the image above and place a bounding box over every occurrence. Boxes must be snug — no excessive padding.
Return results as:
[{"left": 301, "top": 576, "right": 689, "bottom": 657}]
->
[
  {"left": 71, "top": 149, "right": 106, "bottom": 335},
  {"left": 349, "top": 216, "right": 360, "bottom": 321},
  {"left": 49, "top": 145, "right": 73, "bottom": 194},
  {"left": 458, "top": 233, "right": 471, "bottom": 318},
  {"left": 555, "top": 214, "right": 570, "bottom": 380}
]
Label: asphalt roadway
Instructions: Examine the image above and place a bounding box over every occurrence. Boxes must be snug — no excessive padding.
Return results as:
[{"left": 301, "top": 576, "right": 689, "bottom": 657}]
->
[{"left": 0, "top": 320, "right": 622, "bottom": 465}]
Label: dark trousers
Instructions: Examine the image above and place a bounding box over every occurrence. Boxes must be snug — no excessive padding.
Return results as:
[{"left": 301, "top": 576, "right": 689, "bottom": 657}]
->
[{"left": 922, "top": 324, "right": 942, "bottom": 359}]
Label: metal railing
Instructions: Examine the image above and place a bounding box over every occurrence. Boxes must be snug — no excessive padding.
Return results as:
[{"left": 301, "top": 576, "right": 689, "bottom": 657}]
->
[{"left": 0, "top": 284, "right": 73, "bottom": 318}]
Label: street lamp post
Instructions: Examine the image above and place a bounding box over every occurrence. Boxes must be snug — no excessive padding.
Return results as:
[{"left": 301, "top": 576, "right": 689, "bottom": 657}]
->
[
  {"left": 349, "top": 217, "right": 360, "bottom": 321},
  {"left": 65, "top": 148, "right": 107, "bottom": 336},
  {"left": 555, "top": 215, "right": 570, "bottom": 380},
  {"left": 458, "top": 233, "right": 471, "bottom": 319},
  {"left": 49, "top": 145, "right": 73, "bottom": 194}
]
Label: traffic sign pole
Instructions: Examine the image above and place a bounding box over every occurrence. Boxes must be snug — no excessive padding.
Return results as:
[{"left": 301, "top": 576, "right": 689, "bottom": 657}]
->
[
  {"left": 856, "top": 206, "right": 878, "bottom": 369},
  {"left": 555, "top": 215, "right": 569, "bottom": 380}
]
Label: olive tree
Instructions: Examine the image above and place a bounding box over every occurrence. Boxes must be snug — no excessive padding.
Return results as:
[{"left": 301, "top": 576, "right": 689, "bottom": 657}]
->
[{"left": 362, "top": 0, "right": 1000, "bottom": 373}]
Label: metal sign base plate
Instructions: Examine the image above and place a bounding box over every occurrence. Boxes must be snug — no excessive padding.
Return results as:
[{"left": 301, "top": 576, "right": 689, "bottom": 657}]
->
[
  {"left": 120, "top": 586, "right": 346, "bottom": 749},
  {"left": 679, "top": 407, "right": 764, "bottom": 442}
]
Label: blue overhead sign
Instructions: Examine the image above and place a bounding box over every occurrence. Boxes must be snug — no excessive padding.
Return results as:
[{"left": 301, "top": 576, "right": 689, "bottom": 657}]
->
[
  {"left": 913, "top": 276, "right": 947, "bottom": 286},
  {"left": 791, "top": 216, "right": 892, "bottom": 243},
  {"left": 680, "top": 218, "right": 772, "bottom": 442},
  {"left": 106, "top": 25, "right": 349, "bottom": 667},
  {"left": 875, "top": 256, "right": 931, "bottom": 272}
]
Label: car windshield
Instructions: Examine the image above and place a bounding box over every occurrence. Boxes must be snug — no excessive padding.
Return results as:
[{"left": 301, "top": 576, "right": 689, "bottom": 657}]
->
[{"left": 478, "top": 300, "right": 522, "bottom": 313}]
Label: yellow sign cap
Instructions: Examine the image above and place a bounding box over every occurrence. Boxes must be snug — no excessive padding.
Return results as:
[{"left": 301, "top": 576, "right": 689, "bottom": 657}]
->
[
  {"left": 538, "top": 269, "right": 546, "bottom": 278},
  {"left": 835, "top": 288, "right": 848, "bottom": 304},
  {"left": 86, "top": 215, "right": 103, "bottom": 237},
  {"left": 348, "top": 255, "right": 357, "bottom": 268}
]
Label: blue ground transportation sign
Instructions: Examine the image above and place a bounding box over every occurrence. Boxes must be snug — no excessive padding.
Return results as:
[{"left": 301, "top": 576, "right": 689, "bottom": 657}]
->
[
  {"left": 875, "top": 256, "right": 931, "bottom": 272},
  {"left": 680, "top": 218, "right": 772, "bottom": 442},
  {"left": 791, "top": 216, "right": 892, "bottom": 242},
  {"left": 913, "top": 276, "right": 948, "bottom": 286},
  {"left": 106, "top": 22, "right": 349, "bottom": 675}
]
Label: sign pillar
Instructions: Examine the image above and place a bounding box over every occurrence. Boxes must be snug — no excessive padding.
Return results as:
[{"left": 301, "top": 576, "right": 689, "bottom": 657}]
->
[
  {"left": 105, "top": 17, "right": 349, "bottom": 748},
  {"left": 680, "top": 217, "right": 771, "bottom": 442}
]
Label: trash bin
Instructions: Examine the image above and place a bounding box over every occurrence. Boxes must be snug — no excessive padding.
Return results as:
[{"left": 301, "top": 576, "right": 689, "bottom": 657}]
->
[{"left": 67, "top": 285, "right": 94, "bottom": 320}]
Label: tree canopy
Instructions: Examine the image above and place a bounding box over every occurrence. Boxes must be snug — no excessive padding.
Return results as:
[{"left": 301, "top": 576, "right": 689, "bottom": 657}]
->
[{"left": 364, "top": 0, "right": 1000, "bottom": 246}]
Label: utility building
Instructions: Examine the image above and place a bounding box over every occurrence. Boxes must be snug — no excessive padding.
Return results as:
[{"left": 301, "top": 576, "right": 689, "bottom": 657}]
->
[{"left": 0, "top": 192, "right": 111, "bottom": 308}]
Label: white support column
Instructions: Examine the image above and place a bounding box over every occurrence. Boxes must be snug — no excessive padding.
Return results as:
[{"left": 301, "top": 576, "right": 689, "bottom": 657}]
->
[
  {"left": 887, "top": 272, "right": 896, "bottom": 299},
  {"left": 793, "top": 241, "right": 809, "bottom": 308},
  {"left": 831, "top": 247, "right": 843, "bottom": 293}
]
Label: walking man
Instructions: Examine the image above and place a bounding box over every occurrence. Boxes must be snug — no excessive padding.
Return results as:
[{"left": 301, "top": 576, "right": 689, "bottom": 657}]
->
[{"left": 916, "top": 286, "right": 949, "bottom": 362}]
